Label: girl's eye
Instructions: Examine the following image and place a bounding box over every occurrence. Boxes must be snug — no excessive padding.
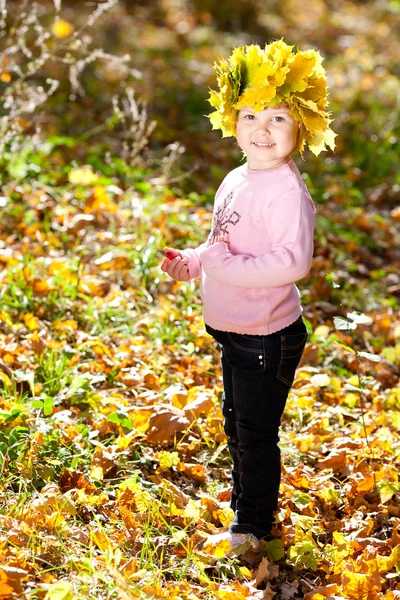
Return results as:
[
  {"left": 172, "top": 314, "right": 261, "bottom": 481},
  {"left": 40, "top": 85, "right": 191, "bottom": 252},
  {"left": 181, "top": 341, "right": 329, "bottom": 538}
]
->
[
  {"left": 273, "top": 116, "right": 285, "bottom": 122},
  {"left": 244, "top": 114, "right": 255, "bottom": 120}
]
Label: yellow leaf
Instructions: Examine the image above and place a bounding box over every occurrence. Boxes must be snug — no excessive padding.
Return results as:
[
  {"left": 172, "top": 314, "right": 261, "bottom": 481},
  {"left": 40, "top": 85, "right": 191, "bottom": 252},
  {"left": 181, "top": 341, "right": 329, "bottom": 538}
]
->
[
  {"left": 68, "top": 166, "right": 98, "bottom": 185},
  {"left": 0, "top": 311, "right": 13, "bottom": 326},
  {"left": 22, "top": 312, "right": 39, "bottom": 331},
  {"left": 53, "top": 320, "right": 78, "bottom": 332},
  {"left": 90, "top": 528, "right": 111, "bottom": 552},
  {"left": 183, "top": 500, "right": 201, "bottom": 521},
  {"left": 310, "top": 373, "right": 331, "bottom": 387},
  {"left": 341, "top": 566, "right": 381, "bottom": 600},
  {"left": 380, "top": 482, "right": 398, "bottom": 504},
  {"left": 129, "top": 407, "right": 153, "bottom": 433},
  {"left": 95, "top": 252, "right": 131, "bottom": 270},
  {"left": 32, "top": 279, "right": 55, "bottom": 296},
  {"left": 78, "top": 276, "right": 110, "bottom": 297},
  {"left": 313, "top": 325, "right": 330, "bottom": 338},
  {"left": 215, "top": 589, "right": 247, "bottom": 600},
  {"left": 87, "top": 185, "right": 118, "bottom": 214},
  {"left": 307, "top": 585, "right": 340, "bottom": 599},
  {"left": 118, "top": 480, "right": 154, "bottom": 514},
  {"left": 239, "top": 566, "right": 252, "bottom": 578},
  {"left": 90, "top": 465, "right": 104, "bottom": 481},
  {"left": 377, "top": 546, "right": 400, "bottom": 571},
  {"left": 0, "top": 71, "right": 11, "bottom": 83},
  {"left": 158, "top": 451, "right": 180, "bottom": 471},
  {"left": 216, "top": 507, "right": 235, "bottom": 527},
  {"left": 203, "top": 538, "right": 231, "bottom": 558},
  {"left": 51, "top": 19, "right": 74, "bottom": 39}
]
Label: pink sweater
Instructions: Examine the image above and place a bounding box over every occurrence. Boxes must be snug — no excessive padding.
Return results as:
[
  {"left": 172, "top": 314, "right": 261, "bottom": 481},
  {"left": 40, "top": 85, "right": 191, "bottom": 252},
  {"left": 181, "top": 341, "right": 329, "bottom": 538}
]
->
[{"left": 181, "top": 159, "right": 315, "bottom": 335}]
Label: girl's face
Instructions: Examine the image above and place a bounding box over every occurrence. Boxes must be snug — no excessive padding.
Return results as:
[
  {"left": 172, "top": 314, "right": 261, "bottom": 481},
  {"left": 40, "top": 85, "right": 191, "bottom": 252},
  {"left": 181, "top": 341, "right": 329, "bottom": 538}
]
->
[{"left": 236, "top": 105, "right": 299, "bottom": 170}]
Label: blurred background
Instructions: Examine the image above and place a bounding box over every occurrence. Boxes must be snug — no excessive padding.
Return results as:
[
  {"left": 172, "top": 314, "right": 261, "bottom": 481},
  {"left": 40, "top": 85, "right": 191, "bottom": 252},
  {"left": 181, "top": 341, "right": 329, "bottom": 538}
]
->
[
  {"left": 1, "top": 0, "right": 399, "bottom": 310},
  {"left": 2, "top": 0, "right": 399, "bottom": 191}
]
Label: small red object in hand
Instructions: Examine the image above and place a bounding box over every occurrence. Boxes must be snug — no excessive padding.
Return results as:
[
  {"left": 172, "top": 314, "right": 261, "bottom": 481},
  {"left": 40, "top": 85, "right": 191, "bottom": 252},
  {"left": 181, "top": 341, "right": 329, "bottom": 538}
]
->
[{"left": 165, "top": 250, "right": 177, "bottom": 260}]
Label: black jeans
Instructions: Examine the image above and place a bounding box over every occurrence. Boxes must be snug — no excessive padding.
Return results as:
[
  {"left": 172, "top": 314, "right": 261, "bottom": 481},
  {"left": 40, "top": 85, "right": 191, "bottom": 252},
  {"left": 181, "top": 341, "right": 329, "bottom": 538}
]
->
[{"left": 206, "top": 316, "right": 308, "bottom": 539}]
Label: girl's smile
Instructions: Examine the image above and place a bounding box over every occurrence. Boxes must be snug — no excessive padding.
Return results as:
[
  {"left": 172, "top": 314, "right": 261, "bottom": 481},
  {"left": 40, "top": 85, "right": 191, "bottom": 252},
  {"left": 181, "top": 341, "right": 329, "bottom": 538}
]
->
[{"left": 236, "top": 105, "right": 299, "bottom": 170}]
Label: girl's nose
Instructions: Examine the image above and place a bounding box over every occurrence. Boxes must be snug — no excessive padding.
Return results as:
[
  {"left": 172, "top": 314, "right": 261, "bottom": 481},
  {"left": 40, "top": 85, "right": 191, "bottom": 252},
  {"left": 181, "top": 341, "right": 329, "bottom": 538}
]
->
[{"left": 258, "top": 120, "right": 271, "bottom": 133}]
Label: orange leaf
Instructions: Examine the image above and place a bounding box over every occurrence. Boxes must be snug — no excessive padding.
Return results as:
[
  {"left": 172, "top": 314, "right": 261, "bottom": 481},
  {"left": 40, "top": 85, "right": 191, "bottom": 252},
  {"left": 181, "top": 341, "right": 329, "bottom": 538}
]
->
[
  {"left": 356, "top": 474, "right": 375, "bottom": 494},
  {"left": 317, "top": 449, "right": 347, "bottom": 471},
  {"left": 203, "top": 538, "right": 231, "bottom": 559},
  {"left": 146, "top": 405, "right": 190, "bottom": 445},
  {"left": 178, "top": 462, "right": 206, "bottom": 483},
  {"left": 90, "top": 527, "right": 111, "bottom": 551},
  {"left": 32, "top": 278, "right": 55, "bottom": 296},
  {"left": 0, "top": 566, "right": 29, "bottom": 598}
]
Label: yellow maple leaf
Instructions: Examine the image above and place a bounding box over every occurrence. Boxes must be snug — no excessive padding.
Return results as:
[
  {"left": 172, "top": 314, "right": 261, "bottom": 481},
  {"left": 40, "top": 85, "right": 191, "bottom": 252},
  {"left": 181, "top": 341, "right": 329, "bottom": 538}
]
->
[
  {"left": 203, "top": 537, "right": 231, "bottom": 558},
  {"left": 280, "top": 54, "right": 316, "bottom": 96},
  {"left": 217, "top": 507, "right": 235, "bottom": 527},
  {"left": 183, "top": 500, "right": 201, "bottom": 521},
  {"left": 341, "top": 564, "right": 381, "bottom": 600},
  {"left": 158, "top": 450, "right": 180, "bottom": 471},
  {"left": 296, "top": 77, "right": 327, "bottom": 104},
  {"left": 235, "top": 84, "right": 277, "bottom": 112}
]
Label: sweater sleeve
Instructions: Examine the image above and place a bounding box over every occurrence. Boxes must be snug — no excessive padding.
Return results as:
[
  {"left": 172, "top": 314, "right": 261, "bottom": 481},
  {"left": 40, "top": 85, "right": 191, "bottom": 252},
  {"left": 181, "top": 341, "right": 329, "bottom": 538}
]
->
[
  {"left": 199, "top": 186, "right": 314, "bottom": 288},
  {"left": 178, "top": 176, "right": 230, "bottom": 280},
  {"left": 180, "top": 244, "right": 207, "bottom": 280}
]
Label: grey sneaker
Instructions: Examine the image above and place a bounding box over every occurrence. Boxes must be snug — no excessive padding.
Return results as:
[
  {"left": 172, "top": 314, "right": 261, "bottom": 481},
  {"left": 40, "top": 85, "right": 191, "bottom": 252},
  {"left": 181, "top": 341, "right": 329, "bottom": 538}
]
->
[{"left": 205, "top": 531, "right": 260, "bottom": 557}]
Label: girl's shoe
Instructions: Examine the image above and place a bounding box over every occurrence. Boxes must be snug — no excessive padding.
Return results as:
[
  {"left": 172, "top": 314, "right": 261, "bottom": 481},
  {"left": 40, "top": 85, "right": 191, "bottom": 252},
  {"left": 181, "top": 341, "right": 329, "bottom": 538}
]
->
[{"left": 205, "top": 531, "right": 260, "bottom": 557}]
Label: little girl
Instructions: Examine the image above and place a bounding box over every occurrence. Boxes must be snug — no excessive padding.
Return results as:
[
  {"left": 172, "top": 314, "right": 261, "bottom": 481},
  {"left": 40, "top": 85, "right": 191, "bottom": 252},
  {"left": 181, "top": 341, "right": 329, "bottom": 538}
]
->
[{"left": 161, "top": 40, "right": 335, "bottom": 552}]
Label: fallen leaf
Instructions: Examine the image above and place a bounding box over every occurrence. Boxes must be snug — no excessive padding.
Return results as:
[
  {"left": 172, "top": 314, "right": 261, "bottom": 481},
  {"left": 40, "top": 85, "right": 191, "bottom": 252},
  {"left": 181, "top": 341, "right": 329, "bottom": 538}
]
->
[
  {"left": 254, "top": 556, "right": 271, "bottom": 586},
  {"left": 44, "top": 580, "right": 75, "bottom": 600},
  {"left": 317, "top": 449, "right": 347, "bottom": 471},
  {"left": 0, "top": 566, "right": 29, "bottom": 598},
  {"left": 146, "top": 405, "right": 190, "bottom": 445}
]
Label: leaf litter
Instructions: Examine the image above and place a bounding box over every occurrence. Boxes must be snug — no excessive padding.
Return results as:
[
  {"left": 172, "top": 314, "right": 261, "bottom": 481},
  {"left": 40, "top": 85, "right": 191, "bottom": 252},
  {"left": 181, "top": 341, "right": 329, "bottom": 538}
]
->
[{"left": 0, "top": 1, "right": 400, "bottom": 599}]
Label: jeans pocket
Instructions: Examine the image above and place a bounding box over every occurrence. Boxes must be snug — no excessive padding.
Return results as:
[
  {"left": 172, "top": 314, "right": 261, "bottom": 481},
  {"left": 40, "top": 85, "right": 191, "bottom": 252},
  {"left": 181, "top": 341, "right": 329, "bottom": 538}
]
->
[
  {"left": 277, "top": 331, "right": 308, "bottom": 387},
  {"left": 225, "top": 332, "right": 265, "bottom": 371}
]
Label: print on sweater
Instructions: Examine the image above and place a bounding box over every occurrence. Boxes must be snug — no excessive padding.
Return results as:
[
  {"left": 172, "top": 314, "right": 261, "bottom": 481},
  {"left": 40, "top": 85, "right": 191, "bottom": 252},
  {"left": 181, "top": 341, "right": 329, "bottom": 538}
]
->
[{"left": 209, "top": 192, "right": 241, "bottom": 245}]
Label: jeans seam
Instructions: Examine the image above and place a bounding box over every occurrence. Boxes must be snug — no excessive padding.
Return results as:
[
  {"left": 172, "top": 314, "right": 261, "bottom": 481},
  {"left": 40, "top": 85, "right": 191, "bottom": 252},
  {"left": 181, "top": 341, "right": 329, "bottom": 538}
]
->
[{"left": 227, "top": 333, "right": 263, "bottom": 353}]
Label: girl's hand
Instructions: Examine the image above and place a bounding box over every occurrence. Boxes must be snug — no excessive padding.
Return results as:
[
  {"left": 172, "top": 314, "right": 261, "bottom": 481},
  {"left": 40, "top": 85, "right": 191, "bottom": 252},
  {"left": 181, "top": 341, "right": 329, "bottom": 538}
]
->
[{"left": 161, "top": 248, "right": 190, "bottom": 281}]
